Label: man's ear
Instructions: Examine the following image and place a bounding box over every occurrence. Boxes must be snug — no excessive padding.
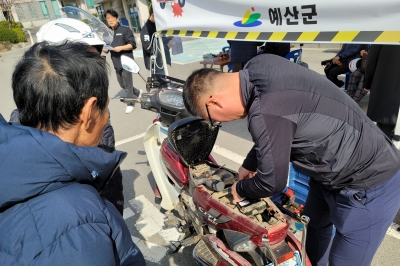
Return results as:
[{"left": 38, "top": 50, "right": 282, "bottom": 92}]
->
[
  {"left": 80, "top": 97, "right": 98, "bottom": 130},
  {"left": 205, "top": 96, "right": 223, "bottom": 108}
]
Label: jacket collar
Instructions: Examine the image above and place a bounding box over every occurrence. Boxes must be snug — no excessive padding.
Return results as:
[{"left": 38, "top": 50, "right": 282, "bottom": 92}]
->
[
  {"left": 239, "top": 69, "right": 255, "bottom": 112},
  {"left": 0, "top": 114, "right": 126, "bottom": 210}
]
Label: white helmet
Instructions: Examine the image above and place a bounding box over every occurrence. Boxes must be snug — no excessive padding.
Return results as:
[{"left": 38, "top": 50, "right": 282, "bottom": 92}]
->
[
  {"left": 36, "top": 7, "right": 113, "bottom": 53},
  {"left": 37, "top": 18, "right": 105, "bottom": 53},
  {"left": 349, "top": 58, "right": 361, "bottom": 72}
]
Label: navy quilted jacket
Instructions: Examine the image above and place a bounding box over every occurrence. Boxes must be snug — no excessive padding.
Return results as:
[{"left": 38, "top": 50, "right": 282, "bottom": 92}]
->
[{"left": 0, "top": 115, "right": 146, "bottom": 265}]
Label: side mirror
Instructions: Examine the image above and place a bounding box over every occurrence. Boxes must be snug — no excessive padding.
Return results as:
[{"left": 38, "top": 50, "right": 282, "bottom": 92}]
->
[{"left": 121, "top": 55, "right": 140, "bottom": 74}]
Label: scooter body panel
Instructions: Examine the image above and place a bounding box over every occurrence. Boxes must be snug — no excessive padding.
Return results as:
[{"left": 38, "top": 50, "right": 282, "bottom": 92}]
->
[
  {"left": 144, "top": 122, "right": 179, "bottom": 210},
  {"left": 192, "top": 186, "right": 289, "bottom": 246},
  {"left": 160, "top": 140, "right": 189, "bottom": 188}
]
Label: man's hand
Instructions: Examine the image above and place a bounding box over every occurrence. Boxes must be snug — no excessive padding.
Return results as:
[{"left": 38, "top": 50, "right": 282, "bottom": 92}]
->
[
  {"left": 113, "top": 46, "right": 122, "bottom": 52},
  {"left": 238, "top": 166, "right": 256, "bottom": 180},
  {"left": 231, "top": 182, "right": 245, "bottom": 204},
  {"left": 332, "top": 56, "right": 342, "bottom": 65},
  {"left": 102, "top": 49, "right": 109, "bottom": 54},
  {"left": 364, "top": 88, "right": 370, "bottom": 92},
  {"left": 360, "top": 50, "right": 368, "bottom": 56}
]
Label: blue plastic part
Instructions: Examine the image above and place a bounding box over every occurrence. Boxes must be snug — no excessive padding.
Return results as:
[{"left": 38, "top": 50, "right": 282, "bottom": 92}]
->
[
  {"left": 119, "top": 18, "right": 129, "bottom": 27},
  {"left": 285, "top": 49, "right": 302, "bottom": 63},
  {"left": 271, "top": 163, "right": 310, "bottom": 205}
]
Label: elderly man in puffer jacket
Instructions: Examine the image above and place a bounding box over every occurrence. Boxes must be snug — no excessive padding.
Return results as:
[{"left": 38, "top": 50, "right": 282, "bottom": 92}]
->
[{"left": 0, "top": 42, "right": 145, "bottom": 265}]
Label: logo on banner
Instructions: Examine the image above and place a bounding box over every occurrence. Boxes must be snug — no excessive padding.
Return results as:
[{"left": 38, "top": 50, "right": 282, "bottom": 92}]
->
[{"left": 234, "top": 7, "right": 262, "bottom": 27}]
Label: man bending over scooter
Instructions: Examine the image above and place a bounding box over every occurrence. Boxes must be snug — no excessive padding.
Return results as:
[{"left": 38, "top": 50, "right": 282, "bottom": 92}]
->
[{"left": 182, "top": 53, "right": 400, "bottom": 266}]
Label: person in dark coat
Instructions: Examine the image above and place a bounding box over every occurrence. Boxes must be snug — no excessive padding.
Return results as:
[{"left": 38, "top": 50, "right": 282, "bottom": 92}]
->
[
  {"left": 140, "top": 4, "right": 172, "bottom": 75},
  {"left": 323, "top": 43, "right": 368, "bottom": 87},
  {"left": 262, "top": 42, "right": 291, "bottom": 57},
  {"left": 228, "top": 40, "right": 263, "bottom": 72},
  {"left": 104, "top": 9, "right": 141, "bottom": 114},
  {"left": 364, "top": 45, "right": 400, "bottom": 139},
  {"left": 9, "top": 109, "right": 125, "bottom": 215},
  {"left": 0, "top": 42, "right": 145, "bottom": 265}
]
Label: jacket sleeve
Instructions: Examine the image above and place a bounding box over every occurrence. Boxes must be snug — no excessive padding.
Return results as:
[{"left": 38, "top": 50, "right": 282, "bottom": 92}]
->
[
  {"left": 236, "top": 113, "right": 296, "bottom": 199},
  {"left": 140, "top": 26, "right": 152, "bottom": 54},
  {"left": 104, "top": 201, "right": 146, "bottom": 265},
  {"left": 124, "top": 27, "right": 137, "bottom": 50},
  {"left": 363, "top": 45, "right": 382, "bottom": 89},
  {"left": 337, "top": 44, "right": 361, "bottom": 61},
  {"left": 242, "top": 146, "right": 257, "bottom": 171}
]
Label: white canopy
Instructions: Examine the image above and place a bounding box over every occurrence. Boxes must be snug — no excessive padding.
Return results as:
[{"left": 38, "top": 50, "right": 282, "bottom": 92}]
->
[{"left": 154, "top": 0, "right": 400, "bottom": 44}]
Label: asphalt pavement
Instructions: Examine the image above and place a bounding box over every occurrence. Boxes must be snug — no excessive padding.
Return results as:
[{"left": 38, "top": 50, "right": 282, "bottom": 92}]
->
[{"left": 1, "top": 34, "right": 400, "bottom": 265}]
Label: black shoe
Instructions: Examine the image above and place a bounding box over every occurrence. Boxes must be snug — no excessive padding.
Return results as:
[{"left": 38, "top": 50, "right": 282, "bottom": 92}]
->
[{"left": 337, "top": 80, "right": 345, "bottom": 88}]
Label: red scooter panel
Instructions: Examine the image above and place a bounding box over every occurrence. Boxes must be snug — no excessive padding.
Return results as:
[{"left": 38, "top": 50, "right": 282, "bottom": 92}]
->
[{"left": 161, "top": 140, "right": 188, "bottom": 188}]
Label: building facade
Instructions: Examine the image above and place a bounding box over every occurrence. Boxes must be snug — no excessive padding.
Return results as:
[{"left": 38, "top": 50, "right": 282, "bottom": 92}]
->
[{"left": 1, "top": 0, "right": 97, "bottom": 28}]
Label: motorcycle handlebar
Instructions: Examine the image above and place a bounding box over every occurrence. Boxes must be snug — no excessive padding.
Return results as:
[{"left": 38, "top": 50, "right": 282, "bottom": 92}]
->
[{"left": 120, "top": 97, "right": 140, "bottom": 103}]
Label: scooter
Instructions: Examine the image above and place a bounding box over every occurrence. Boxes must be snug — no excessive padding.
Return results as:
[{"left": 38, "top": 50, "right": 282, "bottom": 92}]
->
[{"left": 120, "top": 55, "right": 311, "bottom": 266}]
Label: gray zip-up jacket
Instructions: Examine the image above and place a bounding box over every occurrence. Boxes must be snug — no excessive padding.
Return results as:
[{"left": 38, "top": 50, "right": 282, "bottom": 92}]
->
[{"left": 236, "top": 54, "right": 400, "bottom": 199}]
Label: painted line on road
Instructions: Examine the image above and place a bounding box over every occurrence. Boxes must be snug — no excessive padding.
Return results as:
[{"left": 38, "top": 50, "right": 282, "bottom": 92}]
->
[
  {"left": 124, "top": 195, "right": 183, "bottom": 263},
  {"left": 387, "top": 223, "right": 400, "bottom": 240},
  {"left": 115, "top": 133, "right": 145, "bottom": 147},
  {"left": 115, "top": 132, "right": 245, "bottom": 164},
  {"left": 212, "top": 144, "right": 245, "bottom": 165}
]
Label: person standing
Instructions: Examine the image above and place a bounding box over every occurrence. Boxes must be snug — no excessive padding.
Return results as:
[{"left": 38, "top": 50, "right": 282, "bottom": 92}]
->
[
  {"left": 104, "top": 9, "right": 141, "bottom": 114},
  {"left": 227, "top": 40, "right": 263, "bottom": 72},
  {"left": 364, "top": 45, "right": 400, "bottom": 139},
  {"left": 140, "top": 4, "right": 172, "bottom": 77},
  {"left": 262, "top": 42, "right": 291, "bottom": 58}
]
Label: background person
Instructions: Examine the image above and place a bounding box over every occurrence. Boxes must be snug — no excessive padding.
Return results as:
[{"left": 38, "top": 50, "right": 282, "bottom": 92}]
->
[
  {"left": 140, "top": 4, "right": 172, "bottom": 78},
  {"left": 364, "top": 44, "right": 400, "bottom": 139},
  {"left": 261, "top": 42, "right": 291, "bottom": 57},
  {"left": 0, "top": 42, "right": 145, "bottom": 265},
  {"left": 227, "top": 40, "right": 263, "bottom": 72},
  {"left": 182, "top": 54, "right": 400, "bottom": 266},
  {"left": 322, "top": 43, "right": 368, "bottom": 88},
  {"left": 104, "top": 9, "right": 141, "bottom": 114},
  {"left": 346, "top": 49, "right": 369, "bottom": 103}
]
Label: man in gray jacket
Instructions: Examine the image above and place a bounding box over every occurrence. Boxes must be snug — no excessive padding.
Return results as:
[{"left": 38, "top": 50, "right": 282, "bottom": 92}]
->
[{"left": 182, "top": 53, "right": 400, "bottom": 266}]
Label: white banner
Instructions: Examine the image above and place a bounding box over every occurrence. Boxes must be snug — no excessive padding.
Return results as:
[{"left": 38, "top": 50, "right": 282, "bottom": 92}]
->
[{"left": 153, "top": 0, "right": 400, "bottom": 43}]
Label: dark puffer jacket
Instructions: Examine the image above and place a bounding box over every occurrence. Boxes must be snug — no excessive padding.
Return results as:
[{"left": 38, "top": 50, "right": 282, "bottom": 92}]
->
[
  {"left": 9, "top": 109, "right": 125, "bottom": 215},
  {"left": 0, "top": 114, "right": 145, "bottom": 265}
]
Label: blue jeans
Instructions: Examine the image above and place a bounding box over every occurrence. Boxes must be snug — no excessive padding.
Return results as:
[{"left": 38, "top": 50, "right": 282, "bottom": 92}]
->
[{"left": 303, "top": 170, "right": 400, "bottom": 266}]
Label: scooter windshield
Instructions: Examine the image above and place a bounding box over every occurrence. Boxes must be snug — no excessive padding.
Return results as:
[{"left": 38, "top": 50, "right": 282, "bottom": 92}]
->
[{"left": 52, "top": 6, "right": 113, "bottom": 45}]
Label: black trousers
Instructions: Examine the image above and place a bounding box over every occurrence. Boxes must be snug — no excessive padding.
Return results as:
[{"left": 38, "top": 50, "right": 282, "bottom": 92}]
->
[
  {"left": 232, "top": 62, "right": 246, "bottom": 72},
  {"left": 377, "top": 122, "right": 395, "bottom": 139},
  {"left": 116, "top": 69, "right": 141, "bottom": 106},
  {"left": 98, "top": 121, "right": 124, "bottom": 215},
  {"left": 324, "top": 64, "right": 349, "bottom": 87}
]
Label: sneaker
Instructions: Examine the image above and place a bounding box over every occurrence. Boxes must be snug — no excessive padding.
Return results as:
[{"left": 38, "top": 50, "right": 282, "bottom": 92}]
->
[
  {"left": 137, "top": 89, "right": 143, "bottom": 99},
  {"left": 125, "top": 105, "right": 134, "bottom": 114}
]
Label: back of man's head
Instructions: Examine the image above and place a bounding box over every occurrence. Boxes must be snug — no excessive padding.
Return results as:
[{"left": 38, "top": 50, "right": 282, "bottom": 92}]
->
[
  {"left": 183, "top": 68, "right": 221, "bottom": 117},
  {"left": 12, "top": 41, "right": 109, "bottom": 132}
]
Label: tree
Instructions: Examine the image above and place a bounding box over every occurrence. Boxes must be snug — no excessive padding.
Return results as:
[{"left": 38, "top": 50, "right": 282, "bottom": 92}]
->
[{"left": 0, "top": 0, "right": 31, "bottom": 29}]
